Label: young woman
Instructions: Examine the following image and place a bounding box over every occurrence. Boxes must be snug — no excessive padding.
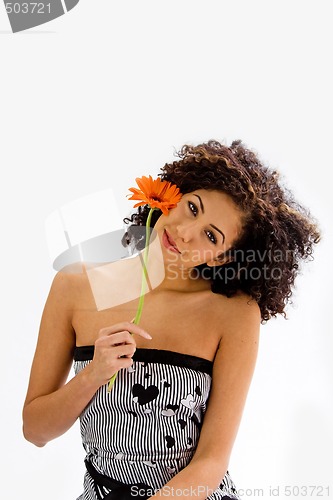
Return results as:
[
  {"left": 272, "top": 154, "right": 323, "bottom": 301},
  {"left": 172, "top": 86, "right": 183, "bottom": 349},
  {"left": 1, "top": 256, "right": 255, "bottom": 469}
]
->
[{"left": 22, "top": 140, "right": 321, "bottom": 499}]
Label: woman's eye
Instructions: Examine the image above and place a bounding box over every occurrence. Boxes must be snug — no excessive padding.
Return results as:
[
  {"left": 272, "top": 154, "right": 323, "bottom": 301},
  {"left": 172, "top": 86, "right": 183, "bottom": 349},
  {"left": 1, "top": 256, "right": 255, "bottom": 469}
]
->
[
  {"left": 188, "top": 201, "right": 217, "bottom": 244},
  {"left": 188, "top": 201, "right": 198, "bottom": 216},
  {"left": 206, "top": 231, "right": 217, "bottom": 244}
]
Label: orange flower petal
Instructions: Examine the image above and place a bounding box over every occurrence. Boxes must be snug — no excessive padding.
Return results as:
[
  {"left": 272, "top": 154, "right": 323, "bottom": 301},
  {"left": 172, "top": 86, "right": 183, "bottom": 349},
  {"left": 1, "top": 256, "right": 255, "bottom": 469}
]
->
[{"left": 127, "top": 176, "right": 182, "bottom": 214}]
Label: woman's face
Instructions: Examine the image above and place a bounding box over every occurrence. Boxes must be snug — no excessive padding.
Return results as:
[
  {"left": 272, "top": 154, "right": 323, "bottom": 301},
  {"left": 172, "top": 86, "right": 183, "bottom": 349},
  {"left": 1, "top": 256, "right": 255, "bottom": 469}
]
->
[{"left": 154, "top": 189, "right": 244, "bottom": 270}]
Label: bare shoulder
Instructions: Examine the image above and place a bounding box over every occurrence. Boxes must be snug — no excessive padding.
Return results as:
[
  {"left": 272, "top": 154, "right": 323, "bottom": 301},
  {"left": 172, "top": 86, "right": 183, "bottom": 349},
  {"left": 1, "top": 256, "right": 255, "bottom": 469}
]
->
[
  {"left": 209, "top": 290, "right": 261, "bottom": 341},
  {"left": 223, "top": 290, "right": 261, "bottom": 320},
  {"left": 50, "top": 264, "right": 95, "bottom": 309}
]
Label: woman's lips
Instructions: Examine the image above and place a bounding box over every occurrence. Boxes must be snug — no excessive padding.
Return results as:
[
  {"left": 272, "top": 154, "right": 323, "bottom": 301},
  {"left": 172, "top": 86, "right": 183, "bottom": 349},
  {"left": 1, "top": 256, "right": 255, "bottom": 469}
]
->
[{"left": 163, "top": 230, "right": 181, "bottom": 253}]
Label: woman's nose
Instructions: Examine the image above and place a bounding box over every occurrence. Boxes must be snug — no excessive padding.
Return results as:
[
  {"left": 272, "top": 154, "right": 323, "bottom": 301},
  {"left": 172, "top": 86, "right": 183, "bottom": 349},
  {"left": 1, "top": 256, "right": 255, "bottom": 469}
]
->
[{"left": 176, "top": 222, "right": 195, "bottom": 243}]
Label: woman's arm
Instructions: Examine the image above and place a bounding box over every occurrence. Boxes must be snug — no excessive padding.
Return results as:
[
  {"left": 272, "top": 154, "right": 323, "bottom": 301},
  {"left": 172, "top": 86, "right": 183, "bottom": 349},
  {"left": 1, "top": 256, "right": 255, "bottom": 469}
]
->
[
  {"left": 22, "top": 271, "right": 96, "bottom": 446},
  {"left": 149, "top": 293, "right": 261, "bottom": 498},
  {"left": 22, "top": 271, "right": 151, "bottom": 447}
]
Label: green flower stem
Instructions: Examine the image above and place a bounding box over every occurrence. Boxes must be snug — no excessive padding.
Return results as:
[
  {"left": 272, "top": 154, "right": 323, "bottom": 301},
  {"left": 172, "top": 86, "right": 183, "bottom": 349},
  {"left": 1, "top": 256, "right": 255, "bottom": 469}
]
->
[
  {"left": 107, "top": 207, "right": 155, "bottom": 392},
  {"left": 133, "top": 207, "right": 155, "bottom": 324}
]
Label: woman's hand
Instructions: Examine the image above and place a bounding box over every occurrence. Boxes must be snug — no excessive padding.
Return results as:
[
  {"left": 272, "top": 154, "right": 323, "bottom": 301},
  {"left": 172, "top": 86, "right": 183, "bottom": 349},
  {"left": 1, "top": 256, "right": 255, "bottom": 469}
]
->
[{"left": 85, "top": 322, "right": 152, "bottom": 388}]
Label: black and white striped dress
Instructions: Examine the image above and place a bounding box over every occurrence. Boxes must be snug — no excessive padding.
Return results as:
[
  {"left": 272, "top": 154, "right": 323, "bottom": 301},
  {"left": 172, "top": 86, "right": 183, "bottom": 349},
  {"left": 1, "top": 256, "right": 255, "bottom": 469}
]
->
[{"left": 74, "top": 347, "right": 241, "bottom": 500}]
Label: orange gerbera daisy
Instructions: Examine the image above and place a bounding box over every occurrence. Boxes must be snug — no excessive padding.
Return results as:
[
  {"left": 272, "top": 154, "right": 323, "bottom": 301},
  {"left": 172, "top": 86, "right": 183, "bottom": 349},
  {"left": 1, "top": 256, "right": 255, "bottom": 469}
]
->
[{"left": 128, "top": 175, "right": 182, "bottom": 215}]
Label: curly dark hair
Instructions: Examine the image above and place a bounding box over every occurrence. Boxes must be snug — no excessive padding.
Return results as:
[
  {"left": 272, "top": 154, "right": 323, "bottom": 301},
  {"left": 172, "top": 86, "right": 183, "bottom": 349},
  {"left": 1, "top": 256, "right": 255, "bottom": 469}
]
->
[{"left": 123, "top": 140, "right": 321, "bottom": 323}]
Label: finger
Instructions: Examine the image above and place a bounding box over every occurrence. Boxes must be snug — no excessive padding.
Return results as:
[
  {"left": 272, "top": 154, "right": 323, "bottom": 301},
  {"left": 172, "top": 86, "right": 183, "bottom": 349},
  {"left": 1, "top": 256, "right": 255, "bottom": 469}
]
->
[
  {"left": 98, "top": 322, "right": 152, "bottom": 339},
  {"left": 114, "top": 344, "right": 136, "bottom": 358},
  {"left": 115, "top": 357, "right": 134, "bottom": 369},
  {"left": 96, "top": 331, "right": 136, "bottom": 348}
]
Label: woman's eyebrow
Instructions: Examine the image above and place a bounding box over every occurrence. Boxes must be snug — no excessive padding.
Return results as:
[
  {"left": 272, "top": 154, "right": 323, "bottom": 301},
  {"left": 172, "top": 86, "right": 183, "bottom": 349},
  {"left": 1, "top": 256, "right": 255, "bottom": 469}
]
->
[
  {"left": 193, "top": 194, "right": 226, "bottom": 243},
  {"left": 210, "top": 224, "right": 226, "bottom": 243},
  {"left": 194, "top": 193, "right": 205, "bottom": 213}
]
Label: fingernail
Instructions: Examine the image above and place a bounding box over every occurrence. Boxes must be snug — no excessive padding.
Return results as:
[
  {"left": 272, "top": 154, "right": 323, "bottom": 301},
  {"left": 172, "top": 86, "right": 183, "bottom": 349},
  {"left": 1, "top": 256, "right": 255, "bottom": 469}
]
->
[{"left": 144, "top": 332, "right": 153, "bottom": 339}]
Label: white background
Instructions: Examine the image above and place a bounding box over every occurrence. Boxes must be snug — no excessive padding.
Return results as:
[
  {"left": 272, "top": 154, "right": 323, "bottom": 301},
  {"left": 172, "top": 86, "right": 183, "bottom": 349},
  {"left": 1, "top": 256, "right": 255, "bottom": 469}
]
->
[{"left": 1, "top": 1, "right": 332, "bottom": 499}]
